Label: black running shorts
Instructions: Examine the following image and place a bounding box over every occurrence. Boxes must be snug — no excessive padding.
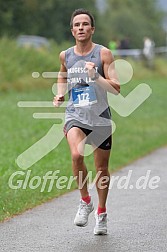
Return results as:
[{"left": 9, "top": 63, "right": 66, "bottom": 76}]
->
[{"left": 64, "top": 120, "right": 112, "bottom": 150}]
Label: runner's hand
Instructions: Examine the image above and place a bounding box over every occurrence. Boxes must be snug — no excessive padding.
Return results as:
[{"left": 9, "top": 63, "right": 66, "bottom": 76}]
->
[
  {"left": 53, "top": 95, "right": 64, "bottom": 107},
  {"left": 85, "top": 61, "right": 96, "bottom": 79}
]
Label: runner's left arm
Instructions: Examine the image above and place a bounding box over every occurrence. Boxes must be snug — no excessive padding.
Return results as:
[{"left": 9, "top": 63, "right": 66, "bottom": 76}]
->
[{"left": 85, "top": 47, "right": 120, "bottom": 94}]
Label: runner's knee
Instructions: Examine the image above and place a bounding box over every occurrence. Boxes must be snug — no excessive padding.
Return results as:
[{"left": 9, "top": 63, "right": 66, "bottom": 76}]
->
[
  {"left": 96, "top": 165, "right": 109, "bottom": 174},
  {"left": 72, "top": 152, "right": 84, "bottom": 165}
]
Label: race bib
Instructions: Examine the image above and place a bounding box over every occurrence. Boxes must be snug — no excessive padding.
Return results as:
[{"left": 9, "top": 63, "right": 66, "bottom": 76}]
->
[{"left": 72, "top": 86, "right": 97, "bottom": 107}]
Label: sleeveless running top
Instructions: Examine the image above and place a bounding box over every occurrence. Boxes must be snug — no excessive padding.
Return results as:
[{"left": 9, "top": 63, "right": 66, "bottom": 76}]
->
[{"left": 64, "top": 44, "right": 111, "bottom": 127}]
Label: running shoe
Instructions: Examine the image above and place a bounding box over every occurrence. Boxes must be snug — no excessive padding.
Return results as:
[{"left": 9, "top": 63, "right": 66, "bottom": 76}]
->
[
  {"left": 74, "top": 199, "right": 94, "bottom": 227},
  {"left": 94, "top": 210, "right": 107, "bottom": 235}
]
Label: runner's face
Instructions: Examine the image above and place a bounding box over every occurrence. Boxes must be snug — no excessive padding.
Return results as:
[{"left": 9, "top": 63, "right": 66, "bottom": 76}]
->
[{"left": 71, "top": 14, "right": 95, "bottom": 42}]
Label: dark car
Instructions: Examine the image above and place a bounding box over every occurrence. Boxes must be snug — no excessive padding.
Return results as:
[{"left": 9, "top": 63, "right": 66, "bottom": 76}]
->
[{"left": 17, "top": 35, "right": 50, "bottom": 50}]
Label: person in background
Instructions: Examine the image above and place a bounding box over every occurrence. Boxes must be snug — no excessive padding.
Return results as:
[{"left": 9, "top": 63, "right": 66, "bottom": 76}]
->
[
  {"left": 143, "top": 36, "right": 155, "bottom": 68},
  {"left": 108, "top": 39, "right": 118, "bottom": 53},
  {"left": 118, "top": 37, "right": 130, "bottom": 49}
]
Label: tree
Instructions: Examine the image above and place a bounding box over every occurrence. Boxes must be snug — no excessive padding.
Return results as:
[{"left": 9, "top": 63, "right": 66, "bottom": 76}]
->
[
  {"left": 0, "top": 0, "right": 101, "bottom": 43},
  {"left": 102, "top": 0, "right": 165, "bottom": 48}
]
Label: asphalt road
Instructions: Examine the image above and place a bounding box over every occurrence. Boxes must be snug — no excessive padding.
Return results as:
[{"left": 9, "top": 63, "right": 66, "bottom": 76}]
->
[{"left": 0, "top": 147, "right": 167, "bottom": 252}]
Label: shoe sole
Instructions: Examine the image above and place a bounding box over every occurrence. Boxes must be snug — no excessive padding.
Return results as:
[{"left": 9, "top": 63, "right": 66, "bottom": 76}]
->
[
  {"left": 74, "top": 222, "right": 88, "bottom": 227},
  {"left": 94, "top": 229, "right": 107, "bottom": 235}
]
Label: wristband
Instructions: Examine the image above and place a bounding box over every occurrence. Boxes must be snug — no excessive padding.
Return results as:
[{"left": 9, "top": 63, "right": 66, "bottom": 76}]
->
[{"left": 91, "top": 72, "right": 99, "bottom": 81}]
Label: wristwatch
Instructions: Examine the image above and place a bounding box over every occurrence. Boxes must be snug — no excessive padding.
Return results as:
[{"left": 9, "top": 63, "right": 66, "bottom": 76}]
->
[{"left": 91, "top": 72, "right": 99, "bottom": 81}]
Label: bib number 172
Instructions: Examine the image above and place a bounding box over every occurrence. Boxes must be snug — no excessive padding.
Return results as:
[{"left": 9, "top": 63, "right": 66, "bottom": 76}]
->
[{"left": 78, "top": 93, "right": 89, "bottom": 102}]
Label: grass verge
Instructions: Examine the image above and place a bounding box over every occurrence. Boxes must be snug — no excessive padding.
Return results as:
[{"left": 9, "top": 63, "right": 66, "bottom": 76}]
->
[
  {"left": 0, "top": 38, "right": 167, "bottom": 221},
  {"left": 0, "top": 75, "right": 167, "bottom": 222}
]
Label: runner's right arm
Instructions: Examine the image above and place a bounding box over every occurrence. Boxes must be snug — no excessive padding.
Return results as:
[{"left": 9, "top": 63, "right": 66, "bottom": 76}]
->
[{"left": 53, "top": 51, "right": 67, "bottom": 107}]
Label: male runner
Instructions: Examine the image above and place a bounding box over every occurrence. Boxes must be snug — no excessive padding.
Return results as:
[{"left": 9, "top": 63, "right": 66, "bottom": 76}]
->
[{"left": 53, "top": 8, "right": 120, "bottom": 235}]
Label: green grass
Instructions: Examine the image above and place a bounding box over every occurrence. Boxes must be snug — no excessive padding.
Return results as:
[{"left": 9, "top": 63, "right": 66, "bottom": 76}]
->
[
  {"left": 0, "top": 38, "right": 167, "bottom": 222},
  {"left": 0, "top": 37, "right": 71, "bottom": 91},
  {"left": 0, "top": 76, "right": 167, "bottom": 222}
]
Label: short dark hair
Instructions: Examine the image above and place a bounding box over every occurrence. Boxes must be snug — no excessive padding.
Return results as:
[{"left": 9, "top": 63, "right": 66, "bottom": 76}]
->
[{"left": 70, "top": 9, "right": 95, "bottom": 28}]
